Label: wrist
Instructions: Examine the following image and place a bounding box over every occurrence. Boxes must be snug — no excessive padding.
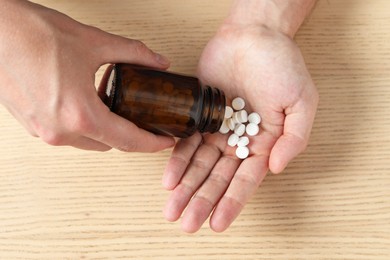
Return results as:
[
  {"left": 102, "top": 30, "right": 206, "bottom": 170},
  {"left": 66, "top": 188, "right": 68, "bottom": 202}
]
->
[{"left": 224, "top": 0, "right": 316, "bottom": 38}]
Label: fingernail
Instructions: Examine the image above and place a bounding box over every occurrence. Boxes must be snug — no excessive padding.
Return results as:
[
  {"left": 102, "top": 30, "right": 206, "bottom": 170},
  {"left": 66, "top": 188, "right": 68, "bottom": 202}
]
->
[{"left": 155, "top": 53, "right": 170, "bottom": 66}]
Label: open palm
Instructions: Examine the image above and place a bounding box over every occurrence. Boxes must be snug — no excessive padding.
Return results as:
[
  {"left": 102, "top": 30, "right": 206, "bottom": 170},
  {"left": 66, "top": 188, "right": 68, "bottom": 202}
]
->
[{"left": 163, "top": 25, "right": 318, "bottom": 233}]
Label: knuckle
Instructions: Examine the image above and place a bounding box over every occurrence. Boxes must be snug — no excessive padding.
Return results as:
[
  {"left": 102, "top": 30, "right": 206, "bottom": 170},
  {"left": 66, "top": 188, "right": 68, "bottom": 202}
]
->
[
  {"left": 148, "top": 145, "right": 165, "bottom": 153},
  {"left": 169, "top": 155, "right": 189, "bottom": 169},
  {"left": 99, "top": 146, "right": 112, "bottom": 152},
  {"left": 67, "top": 110, "right": 96, "bottom": 135},
  {"left": 133, "top": 39, "right": 146, "bottom": 49},
  {"left": 29, "top": 118, "right": 65, "bottom": 146},
  {"left": 132, "top": 40, "right": 149, "bottom": 56},
  {"left": 208, "top": 173, "right": 230, "bottom": 187},
  {"left": 235, "top": 172, "right": 260, "bottom": 188},
  {"left": 25, "top": 123, "right": 39, "bottom": 138},
  {"left": 30, "top": 132, "right": 39, "bottom": 138},
  {"left": 177, "top": 182, "right": 195, "bottom": 195},
  {"left": 40, "top": 130, "right": 65, "bottom": 146},
  {"left": 116, "top": 140, "right": 139, "bottom": 152},
  {"left": 191, "top": 158, "right": 210, "bottom": 171},
  {"left": 193, "top": 194, "right": 214, "bottom": 207},
  {"left": 295, "top": 135, "right": 309, "bottom": 153},
  {"left": 300, "top": 138, "right": 309, "bottom": 152}
]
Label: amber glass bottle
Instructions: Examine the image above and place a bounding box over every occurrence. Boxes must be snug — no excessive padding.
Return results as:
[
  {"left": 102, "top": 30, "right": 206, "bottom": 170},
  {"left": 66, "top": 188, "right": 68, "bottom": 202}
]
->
[{"left": 100, "top": 64, "right": 226, "bottom": 138}]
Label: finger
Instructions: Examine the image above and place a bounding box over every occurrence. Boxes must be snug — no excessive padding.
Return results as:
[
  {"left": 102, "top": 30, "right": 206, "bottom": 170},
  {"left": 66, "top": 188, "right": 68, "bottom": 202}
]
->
[
  {"left": 162, "top": 133, "right": 202, "bottom": 190},
  {"left": 87, "top": 101, "right": 175, "bottom": 152},
  {"left": 181, "top": 155, "right": 241, "bottom": 233},
  {"left": 163, "top": 141, "right": 221, "bottom": 222},
  {"left": 209, "top": 155, "right": 268, "bottom": 233},
  {"left": 97, "top": 30, "right": 170, "bottom": 69},
  {"left": 70, "top": 136, "right": 111, "bottom": 151},
  {"left": 269, "top": 97, "right": 318, "bottom": 174},
  {"left": 5, "top": 99, "right": 109, "bottom": 151}
]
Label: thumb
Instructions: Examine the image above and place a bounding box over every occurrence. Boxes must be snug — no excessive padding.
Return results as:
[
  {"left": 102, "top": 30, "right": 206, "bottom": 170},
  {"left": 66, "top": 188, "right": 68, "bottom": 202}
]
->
[
  {"left": 269, "top": 97, "right": 318, "bottom": 174},
  {"left": 87, "top": 100, "right": 175, "bottom": 153}
]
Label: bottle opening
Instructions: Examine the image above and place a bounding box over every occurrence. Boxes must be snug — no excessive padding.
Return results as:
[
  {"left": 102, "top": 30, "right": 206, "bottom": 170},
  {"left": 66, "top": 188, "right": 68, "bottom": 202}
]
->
[
  {"left": 105, "top": 65, "right": 119, "bottom": 111},
  {"left": 198, "top": 86, "right": 226, "bottom": 133}
]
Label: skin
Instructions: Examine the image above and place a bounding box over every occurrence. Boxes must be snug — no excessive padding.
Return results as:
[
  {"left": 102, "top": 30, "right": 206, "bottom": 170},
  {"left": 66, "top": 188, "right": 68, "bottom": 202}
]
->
[
  {"left": 0, "top": 0, "right": 318, "bottom": 233},
  {"left": 163, "top": 0, "right": 319, "bottom": 233},
  {"left": 0, "top": 0, "right": 175, "bottom": 152}
]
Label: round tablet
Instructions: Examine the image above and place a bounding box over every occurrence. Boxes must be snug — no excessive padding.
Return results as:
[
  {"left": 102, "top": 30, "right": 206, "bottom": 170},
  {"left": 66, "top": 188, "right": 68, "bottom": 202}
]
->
[
  {"left": 248, "top": 112, "right": 261, "bottom": 125},
  {"left": 231, "top": 112, "right": 240, "bottom": 124},
  {"left": 238, "top": 110, "right": 248, "bottom": 123},
  {"left": 234, "top": 123, "right": 246, "bottom": 137},
  {"left": 228, "top": 133, "right": 239, "bottom": 147},
  {"left": 236, "top": 146, "right": 250, "bottom": 159},
  {"left": 219, "top": 119, "right": 230, "bottom": 134},
  {"left": 227, "top": 118, "right": 236, "bottom": 131},
  {"left": 237, "top": 136, "right": 249, "bottom": 147},
  {"left": 246, "top": 123, "right": 260, "bottom": 136},
  {"left": 224, "top": 106, "right": 234, "bottom": 119},
  {"left": 232, "top": 97, "right": 245, "bottom": 111}
]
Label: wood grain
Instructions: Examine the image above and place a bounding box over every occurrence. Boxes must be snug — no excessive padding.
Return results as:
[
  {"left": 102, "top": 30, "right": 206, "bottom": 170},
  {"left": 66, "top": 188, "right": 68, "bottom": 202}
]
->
[{"left": 0, "top": 0, "right": 389, "bottom": 259}]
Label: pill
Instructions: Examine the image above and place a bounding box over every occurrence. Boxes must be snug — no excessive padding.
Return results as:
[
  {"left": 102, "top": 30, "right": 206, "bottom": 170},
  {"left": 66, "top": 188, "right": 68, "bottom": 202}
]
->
[
  {"left": 234, "top": 123, "right": 246, "bottom": 137},
  {"left": 219, "top": 119, "right": 230, "bottom": 134},
  {"left": 231, "top": 112, "right": 239, "bottom": 124},
  {"left": 225, "top": 106, "right": 234, "bottom": 119},
  {"left": 236, "top": 146, "right": 250, "bottom": 159},
  {"left": 238, "top": 110, "right": 248, "bottom": 123},
  {"left": 228, "top": 133, "right": 240, "bottom": 147},
  {"left": 217, "top": 96, "right": 261, "bottom": 160},
  {"left": 248, "top": 112, "right": 261, "bottom": 125},
  {"left": 227, "top": 118, "right": 236, "bottom": 131},
  {"left": 246, "top": 123, "right": 260, "bottom": 136},
  {"left": 232, "top": 97, "right": 245, "bottom": 110},
  {"left": 237, "top": 136, "right": 249, "bottom": 147}
]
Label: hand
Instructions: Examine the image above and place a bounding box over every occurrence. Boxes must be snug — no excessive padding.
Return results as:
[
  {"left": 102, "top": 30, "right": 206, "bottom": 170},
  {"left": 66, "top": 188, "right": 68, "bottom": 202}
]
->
[
  {"left": 0, "top": 1, "right": 174, "bottom": 152},
  {"left": 162, "top": 24, "right": 318, "bottom": 232}
]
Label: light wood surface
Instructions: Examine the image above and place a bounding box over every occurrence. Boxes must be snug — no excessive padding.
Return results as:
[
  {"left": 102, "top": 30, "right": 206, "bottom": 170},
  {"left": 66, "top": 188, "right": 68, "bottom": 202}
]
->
[{"left": 1, "top": 0, "right": 389, "bottom": 259}]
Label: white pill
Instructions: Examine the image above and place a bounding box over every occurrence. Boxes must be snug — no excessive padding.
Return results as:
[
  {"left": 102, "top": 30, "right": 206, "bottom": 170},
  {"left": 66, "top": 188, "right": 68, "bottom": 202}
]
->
[
  {"left": 227, "top": 118, "right": 236, "bottom": 131},
  {"left": 232, "top": 97, "right": 245, "bottom": 111},
  {"left": 234, "top": 123, "right": 246, "bottom": 137},
  {"left": 248, "top": 112, "right": 261, "bottom": 125},
  {"left": 237, "top": 136, "right": 249, "bottom": 147},
  {"left": 219, "top": 119, "right": 230, "bottom": 134},
  {"left": 224, "top": 106, "right": 234, "bottom": 119},
  {"left": 246, "top": 123, "right": 260, "bottom": 136},
  {"left": 232, "top": 112, "right": 241, "bottom": 124},
  {"left": 236, "top": 146, "right": 250, "bottom": 159},
  {"left": 238, "top": 110, "right": 248, "bottom": 123},
  {"left": 228, "top": 133, "right": 240, "bottom": 147}
]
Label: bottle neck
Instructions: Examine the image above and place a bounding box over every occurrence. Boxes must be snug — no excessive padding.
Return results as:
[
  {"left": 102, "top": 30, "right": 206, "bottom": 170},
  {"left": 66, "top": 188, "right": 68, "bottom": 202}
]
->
[{"left": 198, "top": 85, "right": 226, "bottom": 133}]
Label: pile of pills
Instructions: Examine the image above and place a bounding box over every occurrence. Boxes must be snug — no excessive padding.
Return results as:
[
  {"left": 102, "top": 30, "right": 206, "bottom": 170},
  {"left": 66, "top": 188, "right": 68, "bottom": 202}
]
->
[{"left": 219, "top": 97, "right": 261, "bottom": 159}]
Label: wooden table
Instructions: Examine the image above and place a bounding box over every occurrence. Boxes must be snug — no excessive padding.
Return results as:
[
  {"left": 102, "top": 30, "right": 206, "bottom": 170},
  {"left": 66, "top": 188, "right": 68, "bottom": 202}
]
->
[{"left": 1, "top": 0, "right": 389, "bottom": 259}]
